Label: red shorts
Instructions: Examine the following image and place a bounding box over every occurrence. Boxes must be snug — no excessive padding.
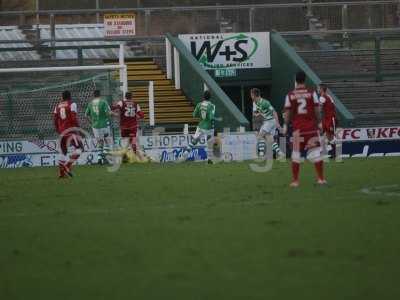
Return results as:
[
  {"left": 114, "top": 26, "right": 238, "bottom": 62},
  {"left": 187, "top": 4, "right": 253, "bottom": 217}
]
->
[
  {"left": 292, "top": 130, "right": 321, "bottom": 153},
  {"left": 60, "top": 133, "right": 84, "bottom": 155},
  {"left": 323, "top": 117, "right": 338, "bottom": 136},
  {"left": 120, "top": 128, "right": 137, "bottom": 138}
]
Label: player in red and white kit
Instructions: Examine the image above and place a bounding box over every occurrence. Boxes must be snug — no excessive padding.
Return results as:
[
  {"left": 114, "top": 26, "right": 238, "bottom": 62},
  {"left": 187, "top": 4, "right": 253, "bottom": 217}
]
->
[
  {"left": 113, "top": 92, "right": 145, "bottom": 161},
  {"left": 283, "top": 71, "right": 326, "bottom": 187},
  {"left": 319, "top": 83, "right": 338, "bottom": 157},
  {"left": 53, "top": 90, "right": 84, "bottom": 178}
]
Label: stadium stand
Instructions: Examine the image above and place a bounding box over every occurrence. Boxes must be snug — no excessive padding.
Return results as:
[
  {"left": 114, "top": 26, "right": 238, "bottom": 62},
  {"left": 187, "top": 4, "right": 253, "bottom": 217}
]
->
[
  {"left": 38, "top": 24, "right": 138, "bottom": 59},
  {"left": 300, "top": 48, "right": 400, "bottom": 78},
  {"left": 326, "top": 80, "right": 400, "bottom": 127},
  {"left": 2, "top": 1, "right": 398, "bottom": 34},
  {"left": 1, "top": 1, "right": 400, "bottom": 133},
  {"left": 0, "top": 26, "right": 39, "bottom": 60},
  {"left": 300, "top": 49, "right": 400, "bottom": 126}
]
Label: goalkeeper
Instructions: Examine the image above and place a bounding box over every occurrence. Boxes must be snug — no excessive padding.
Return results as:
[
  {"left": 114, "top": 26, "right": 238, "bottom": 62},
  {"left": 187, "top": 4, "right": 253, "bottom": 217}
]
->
[
  {"left": 85, "top": 90, "right": 113, "bottom": 165},
  {"left": 183, "top": 90, "right": 220, "bottom": 163}
]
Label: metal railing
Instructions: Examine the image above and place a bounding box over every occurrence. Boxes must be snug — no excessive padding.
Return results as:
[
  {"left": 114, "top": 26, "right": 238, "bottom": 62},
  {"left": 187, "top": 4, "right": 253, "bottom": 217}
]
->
[
  {"left": 288, "top": 33, "right": 400, "bottom": 81},
  {"left": 0, "top": 1, "right": 399, "bottom": 36}
]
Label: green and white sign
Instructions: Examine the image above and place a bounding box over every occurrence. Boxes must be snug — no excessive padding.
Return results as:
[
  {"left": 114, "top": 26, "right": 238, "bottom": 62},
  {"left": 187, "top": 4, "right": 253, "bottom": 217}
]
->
[{"left": 179, "top": 32, "right": 271, "bottom": 70}]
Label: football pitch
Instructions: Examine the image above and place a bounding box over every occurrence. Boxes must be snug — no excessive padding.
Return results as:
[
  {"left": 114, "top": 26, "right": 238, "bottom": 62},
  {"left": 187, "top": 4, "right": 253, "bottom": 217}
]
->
[{"left": 1, "top": 158, "right": 400, "bottom": 300}]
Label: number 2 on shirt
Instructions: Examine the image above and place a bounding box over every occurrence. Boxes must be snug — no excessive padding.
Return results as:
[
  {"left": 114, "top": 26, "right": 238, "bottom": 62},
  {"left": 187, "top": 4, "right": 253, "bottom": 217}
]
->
[{"left": 297, "top": 98, "right": 307, "bottom": 115}]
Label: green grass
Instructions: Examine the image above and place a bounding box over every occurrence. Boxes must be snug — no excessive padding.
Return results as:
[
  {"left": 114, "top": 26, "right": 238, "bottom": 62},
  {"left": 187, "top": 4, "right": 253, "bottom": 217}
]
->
[{"left": 1, "top": 158, "right": 400, "bottom": 300}]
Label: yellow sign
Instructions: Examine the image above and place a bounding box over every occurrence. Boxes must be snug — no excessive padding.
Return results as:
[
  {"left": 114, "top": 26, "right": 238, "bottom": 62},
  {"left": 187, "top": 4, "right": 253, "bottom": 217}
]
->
[{"left": 104, "top": 13, "right": 136, "bottom": 37}]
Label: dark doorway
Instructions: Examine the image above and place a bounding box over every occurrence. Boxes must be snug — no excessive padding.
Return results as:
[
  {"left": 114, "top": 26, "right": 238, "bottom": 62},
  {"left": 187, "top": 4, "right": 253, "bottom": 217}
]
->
[{"left": 221, "top": 84, "right": 271, "bottom": 130}]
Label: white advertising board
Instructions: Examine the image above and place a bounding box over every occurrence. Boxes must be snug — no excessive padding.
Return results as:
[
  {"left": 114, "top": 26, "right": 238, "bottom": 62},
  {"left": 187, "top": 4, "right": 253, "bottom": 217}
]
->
[{"left": 179, "top": 32, "right": 271, "bottom": 70}]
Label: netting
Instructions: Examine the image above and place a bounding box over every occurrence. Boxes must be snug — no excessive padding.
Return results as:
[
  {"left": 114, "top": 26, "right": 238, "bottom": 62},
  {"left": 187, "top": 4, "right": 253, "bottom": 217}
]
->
[{"left": 0, "top": 72, "right": 121, "bottom": 141}]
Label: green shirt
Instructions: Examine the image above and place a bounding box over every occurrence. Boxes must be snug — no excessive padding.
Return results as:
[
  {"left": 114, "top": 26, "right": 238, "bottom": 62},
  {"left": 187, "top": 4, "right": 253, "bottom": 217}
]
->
[
  {"left": 85, "top": 98, "right": 111, "bottom": 129},
  {"left": 193, "top": 100, "right": 215, "bottom": 130},
  {"left": 255, "top": 98, "right": 275, "bottom": 121}
]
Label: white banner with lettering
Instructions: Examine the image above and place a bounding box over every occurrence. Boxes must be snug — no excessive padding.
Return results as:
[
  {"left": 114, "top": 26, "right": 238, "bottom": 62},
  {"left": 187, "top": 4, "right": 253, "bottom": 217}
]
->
[
  {"left": 2, "top": 127, "right": 400, "bottom": 168},
  {"left": 0, "top": 134, "right": 259, "bottom": 168},
  {"left": 336, "top": 127, "right": 400, "bottom": 142},
  {"left": 179, "top": 32, "right": 271, "bottom": 70}
]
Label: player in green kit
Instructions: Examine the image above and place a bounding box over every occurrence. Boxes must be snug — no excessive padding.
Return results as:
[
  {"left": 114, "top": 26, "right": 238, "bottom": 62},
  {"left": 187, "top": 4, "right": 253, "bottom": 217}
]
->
[
  {"left": 85, "top": 90, "right": 113, "bottom": 164},
  {"left": 182, "top": 90, "right": 218, "bottom": 163},
  {"left": 251, "top": 88, "right": 284, "bottom": 159}
]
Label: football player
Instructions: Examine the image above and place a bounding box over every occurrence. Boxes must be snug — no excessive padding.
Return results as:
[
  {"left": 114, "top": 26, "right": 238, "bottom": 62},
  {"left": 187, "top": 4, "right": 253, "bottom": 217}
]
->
[
  {"left": 251, "top": 88, "right": 284, "bottom": 159},
  {"left": 113, "top": 92, "right": 147, "bottom": 163},
  {"left": 85, "top": 90, "right": 113, "bottom": 165},
  {"left": 319, "top": 83, "right": 338, "bottom": 158},
  {"left": 183, "top": 90, "right": 218, "bottom": 163},
  {"left": 282, "top": 71, "right": 326, "bottom": 187},
  {"left": 53, "top": 90, "right": 84, "bottom": 178}
]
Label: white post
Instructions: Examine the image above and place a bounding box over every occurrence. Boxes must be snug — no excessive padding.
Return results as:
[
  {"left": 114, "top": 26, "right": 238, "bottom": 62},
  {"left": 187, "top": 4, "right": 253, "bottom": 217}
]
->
[
  {"left": 165, "top": 38, "right": 172, "bottom": 80},
  {"left": 174, "top": 47, "right": 181, "bottom": 90},
  {"left": 203, "top": 83, "right": 209, "bottom": 91},
  {"left": 119, "top": 43, "right": 125, "bottom": 65},
  {"left": 149, "top": 81, "right": 155, "bottom": 127},
  {"left": 119, "top": 43, "right": 128, "bottom": 94},
  {"left": 183, "top": 124, "right": 189, "bottom": 135},
  {"left": 122, "top": 65, "right": 128, "bottom": 95}
]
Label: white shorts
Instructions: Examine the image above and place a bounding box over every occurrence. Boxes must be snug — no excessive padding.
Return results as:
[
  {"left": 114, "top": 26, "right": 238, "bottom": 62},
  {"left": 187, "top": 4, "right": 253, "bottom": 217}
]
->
[
  {"left": 259, "top": 120, "right": 277, "bottom": 136},
  {"left": 93, "top": 127, "right": 111, "bottom": 139},
  {"left": 194, "top": 127, "right": 214, "bottom": 141}
]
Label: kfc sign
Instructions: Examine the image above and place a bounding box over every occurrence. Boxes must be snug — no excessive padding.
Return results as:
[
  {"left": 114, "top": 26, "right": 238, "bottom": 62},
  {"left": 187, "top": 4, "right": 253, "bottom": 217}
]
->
[{"left": 337, "top": 127, "right": 400, "bottom": 141}]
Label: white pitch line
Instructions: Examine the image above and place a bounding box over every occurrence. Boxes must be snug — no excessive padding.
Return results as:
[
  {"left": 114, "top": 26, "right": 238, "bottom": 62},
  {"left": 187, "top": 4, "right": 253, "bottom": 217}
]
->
[{"left": 360, "top": 184, "right": 400, "bottom": 197}]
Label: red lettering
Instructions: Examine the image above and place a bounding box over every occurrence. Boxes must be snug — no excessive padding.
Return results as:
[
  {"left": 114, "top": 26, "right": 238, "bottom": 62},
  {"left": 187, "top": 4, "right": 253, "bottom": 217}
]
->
[
  {"left": 351, "top": 129, "right": 361, "bottom": 140},
  {"left": 389, "top": 127, "right": 397, "bottom": 138},
  {"left": 377, "top": 128, "right": 389, "bottom": 138},
  {"left": 342, "top": 129, "right": 352, "bottom": 140}
]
